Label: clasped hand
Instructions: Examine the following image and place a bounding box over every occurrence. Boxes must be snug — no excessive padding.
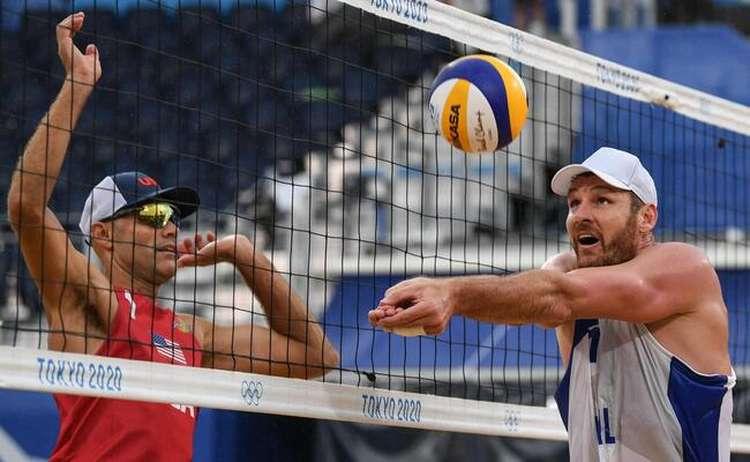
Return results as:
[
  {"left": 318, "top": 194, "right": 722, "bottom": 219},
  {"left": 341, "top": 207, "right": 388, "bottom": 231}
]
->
[{"left": 368, "top": 277, "right": 456, "bottom": 336}]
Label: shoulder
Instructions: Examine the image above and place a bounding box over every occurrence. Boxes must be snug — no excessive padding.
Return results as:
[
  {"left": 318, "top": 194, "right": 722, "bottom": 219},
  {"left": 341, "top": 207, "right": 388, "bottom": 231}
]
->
[
  {"left": 636, "top": 242, "right": 715, "bottom": 278},
  {"left": 637, "top": 242, "right": 722, "bottom": 307},
  {"left": 647, "top": 242, "right": 708, "bottom": 260}
]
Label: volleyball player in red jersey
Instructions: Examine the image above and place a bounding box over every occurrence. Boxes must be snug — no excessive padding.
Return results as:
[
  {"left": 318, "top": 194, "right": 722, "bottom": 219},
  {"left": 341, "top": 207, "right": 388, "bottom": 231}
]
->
[{"left": 7, "top": 13, "right": 339, "bottom": 461}]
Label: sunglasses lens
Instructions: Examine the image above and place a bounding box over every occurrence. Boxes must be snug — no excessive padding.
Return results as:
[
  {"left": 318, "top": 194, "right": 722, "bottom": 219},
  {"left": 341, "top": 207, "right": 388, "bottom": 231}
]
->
[{"left": 137, "top": 203, "right": 179, "bottom": 228}]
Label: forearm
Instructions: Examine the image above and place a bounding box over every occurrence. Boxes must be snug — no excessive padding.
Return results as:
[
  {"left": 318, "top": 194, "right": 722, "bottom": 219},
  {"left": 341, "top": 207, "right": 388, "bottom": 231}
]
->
[
  {"left": 452, "top": 270, "right": 573, "bottom": 327},
  {"left": 234, "top": 244, "right": 326, "bottom": 347},
  {"left": 8, "top": 80, "right": 91, "bottom": 217},
  {"left": 205, "top": 322, "right": 336, "bottom": 378}
]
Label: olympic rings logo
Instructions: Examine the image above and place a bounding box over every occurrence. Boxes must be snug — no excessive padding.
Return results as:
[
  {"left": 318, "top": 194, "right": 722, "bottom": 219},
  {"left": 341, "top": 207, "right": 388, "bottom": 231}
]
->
[{"left": 241, "top": 380, "right": 264, "bottom": 406}]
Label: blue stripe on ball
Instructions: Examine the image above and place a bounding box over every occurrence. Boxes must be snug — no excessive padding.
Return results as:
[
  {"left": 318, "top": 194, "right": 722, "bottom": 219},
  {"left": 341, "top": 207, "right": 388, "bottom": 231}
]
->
[{"left": 430, "top": 58, "right": 512, "bottom": 147}]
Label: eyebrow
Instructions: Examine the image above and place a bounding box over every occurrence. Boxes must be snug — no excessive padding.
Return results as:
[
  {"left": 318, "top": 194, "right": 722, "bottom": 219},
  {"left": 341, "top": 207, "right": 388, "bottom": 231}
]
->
[{"left": 567, "top": 185, "right": 622, "bottom": 195}]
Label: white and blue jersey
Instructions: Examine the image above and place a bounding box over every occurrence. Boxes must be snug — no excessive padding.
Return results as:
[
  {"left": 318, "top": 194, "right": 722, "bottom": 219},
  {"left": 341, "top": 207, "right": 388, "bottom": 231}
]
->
[{"left": 555, "top": 319, "right": 735, "bottom": 461}]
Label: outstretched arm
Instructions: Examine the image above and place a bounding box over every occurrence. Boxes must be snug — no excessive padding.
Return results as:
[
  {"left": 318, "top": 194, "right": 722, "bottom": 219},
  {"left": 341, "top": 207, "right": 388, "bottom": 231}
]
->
[
  {"left": 370, "top": 243, "right": 714, "bottom": 336},
  {"left": 178, "top": 233, "right": 339, "bottom": 378},
  {"left": 7, "top": 13, "right": 112, "bottom": 331}
]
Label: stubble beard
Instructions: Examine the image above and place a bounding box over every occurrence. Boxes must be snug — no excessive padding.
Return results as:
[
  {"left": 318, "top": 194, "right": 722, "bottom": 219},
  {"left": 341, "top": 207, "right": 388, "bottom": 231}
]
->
[{"left": 574, "top": 213, "right": 640, "bottom": 268}]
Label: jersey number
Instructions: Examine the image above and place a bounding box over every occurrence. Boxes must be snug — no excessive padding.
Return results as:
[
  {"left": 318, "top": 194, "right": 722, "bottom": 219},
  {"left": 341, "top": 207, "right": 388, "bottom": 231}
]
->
[{"left": 595, "top": 407, "right": 616, "bottom": 445}]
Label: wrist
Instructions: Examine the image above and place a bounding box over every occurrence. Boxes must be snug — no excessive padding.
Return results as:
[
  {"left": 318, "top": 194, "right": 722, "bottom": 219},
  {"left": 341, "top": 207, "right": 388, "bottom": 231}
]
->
[
  {"left": 227, "top": 236, "right": 254, "bottom": 266},
  {"left": 445, "top": 278, "right": 461, "bottom": 316},
  {"left": 62, "top": 76, "right": 95, "bottom": 100}
]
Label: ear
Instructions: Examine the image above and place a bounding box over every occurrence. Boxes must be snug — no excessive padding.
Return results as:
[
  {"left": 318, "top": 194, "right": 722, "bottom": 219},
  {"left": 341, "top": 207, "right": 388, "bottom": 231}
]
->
[
  {"left": 639, "top": 204, "right": 658, "bottom": 234},
  {"left": 90, "top": 221, "right": 114, "bottom": 251}
]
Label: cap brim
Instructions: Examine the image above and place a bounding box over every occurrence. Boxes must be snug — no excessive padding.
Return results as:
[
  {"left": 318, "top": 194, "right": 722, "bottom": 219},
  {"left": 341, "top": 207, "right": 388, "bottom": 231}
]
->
[
  {"left": 550, "top": 164, "right": 631, "bottom": 197},
  {"left": 120, "top": 186, "right": 200, "bottom": 219}
]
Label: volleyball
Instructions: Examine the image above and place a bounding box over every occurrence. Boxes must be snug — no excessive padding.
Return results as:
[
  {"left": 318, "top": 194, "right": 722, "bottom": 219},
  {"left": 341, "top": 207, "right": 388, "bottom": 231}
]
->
[{"left": 428, "top": 55, "right": 528, "bottom": 153}]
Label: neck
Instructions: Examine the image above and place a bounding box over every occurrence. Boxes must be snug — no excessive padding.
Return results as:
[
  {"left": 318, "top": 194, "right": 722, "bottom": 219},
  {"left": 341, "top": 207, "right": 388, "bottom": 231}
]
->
[
  {"left": 104, "top": 259, "right": 161, "bottom": 298},
  {"left": 111, "top": 275, "right": 160, "bottom": 298}
]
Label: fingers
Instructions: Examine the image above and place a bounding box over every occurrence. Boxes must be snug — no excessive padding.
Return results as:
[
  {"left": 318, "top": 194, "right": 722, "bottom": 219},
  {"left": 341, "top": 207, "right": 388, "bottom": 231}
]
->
[
  {"left": 380, "top": 289, "right": 415, "bottom": 308},
  {"left": 378, "top": 303, "right": 450, "bottom": 336},
  {"left": 377, "top": 301, "right": 431, "bottom": 328},
  {"left": 85, "top": 44, "right": 97, "bottom": 56},
  {"left": 196, "top": 240, "right": 219, "bottom": 258},
  {"left": 190, "top": 232, "right": 213, "bottom": 251},
  {"left": 178, "top": 237, "right": 194, "bottom": 255},
  {"left": 56, "top": 12, "right": 84, "bottom": 41},
  {"left": 367, "top": 305, "right": 403, "bottom": 326},
  {"left": 176, "top": 255, "right": 193, "bottom": 268},
  {"left": 381, "top": 277, "right": 431, "bottom": 306},
  {"left": 176, "top": 244, "right": 216, "bottom": 268},
  {"left": 384, "top": 278, "right": 417, "bottom": 296},
  {"left": 367, "top": 309, "right": 383, "bottom": 326},
  {"left": 369, "top": 300, "right": 450, "bottom": 336}
]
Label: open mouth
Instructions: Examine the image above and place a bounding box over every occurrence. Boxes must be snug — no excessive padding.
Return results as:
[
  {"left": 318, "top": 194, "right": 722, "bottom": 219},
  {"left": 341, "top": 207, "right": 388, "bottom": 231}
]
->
[{"left": 576, "top": 234, "right": 601, "bottom": 248}]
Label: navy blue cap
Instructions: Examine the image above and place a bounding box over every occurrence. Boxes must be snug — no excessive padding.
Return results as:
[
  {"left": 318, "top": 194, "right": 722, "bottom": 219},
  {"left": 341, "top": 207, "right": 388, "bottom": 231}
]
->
[{"left": 79, "top": 172, "right": 200, "bottom": 235}]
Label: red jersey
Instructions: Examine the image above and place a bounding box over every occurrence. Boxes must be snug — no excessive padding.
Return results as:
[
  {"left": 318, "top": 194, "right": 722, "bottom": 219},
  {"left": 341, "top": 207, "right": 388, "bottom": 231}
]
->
[{"left": 51, "top": 288, "right": 202, "bottom": 462}]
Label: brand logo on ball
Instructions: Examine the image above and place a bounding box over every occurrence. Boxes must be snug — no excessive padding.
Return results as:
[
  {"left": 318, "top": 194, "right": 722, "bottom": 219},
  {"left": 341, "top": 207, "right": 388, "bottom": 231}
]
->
[
  {"left": 241, "top": 380, "right": 264, "bottom": 406},
  {"left": 448, "top": 104, "right": 462, "bottom": 149}
]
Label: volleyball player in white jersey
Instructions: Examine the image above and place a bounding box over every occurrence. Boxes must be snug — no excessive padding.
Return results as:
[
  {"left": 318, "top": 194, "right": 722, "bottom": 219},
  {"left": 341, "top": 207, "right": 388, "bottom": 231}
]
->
[{"left": 369, "top": 147, "right": 734, "bottom": 461}]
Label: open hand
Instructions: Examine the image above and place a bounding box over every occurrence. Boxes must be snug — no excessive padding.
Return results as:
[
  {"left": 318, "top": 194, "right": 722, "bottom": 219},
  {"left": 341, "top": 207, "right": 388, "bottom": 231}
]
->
[
  {"left": 57, "top": 12, "right": 101, "bottom": 88},
  {"left": 176, "top": 233, "right": 253, "bottom": 268}
]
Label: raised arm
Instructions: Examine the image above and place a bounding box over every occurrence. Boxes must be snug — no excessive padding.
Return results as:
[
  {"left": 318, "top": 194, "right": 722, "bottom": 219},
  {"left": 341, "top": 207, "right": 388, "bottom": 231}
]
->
[
  {"left": 8, "top": 13, "right": 100, "bottom": 216},
  {"left": 371, "top": 243, "right": 716, "bottom": 335},
  {"left": 178, "top": 234, "right": 339, "bottom": 378},
  {"left": 6, "top": 13, "right": 112, "bottom": 333}
]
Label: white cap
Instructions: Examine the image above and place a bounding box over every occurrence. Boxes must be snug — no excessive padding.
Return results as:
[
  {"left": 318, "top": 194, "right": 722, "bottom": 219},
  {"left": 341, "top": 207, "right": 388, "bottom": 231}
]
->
[
  {"left": 550, "top": 147, "right": 657, "bottom": 206},
  {"left": 79, "top": 176, "right": 128, "bottom": 237}
]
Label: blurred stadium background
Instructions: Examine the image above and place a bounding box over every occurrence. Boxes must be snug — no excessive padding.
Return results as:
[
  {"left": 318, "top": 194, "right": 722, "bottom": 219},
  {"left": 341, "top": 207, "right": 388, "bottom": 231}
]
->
[{"left": 1, "top": 0, "right": 750, "bottom": 460}]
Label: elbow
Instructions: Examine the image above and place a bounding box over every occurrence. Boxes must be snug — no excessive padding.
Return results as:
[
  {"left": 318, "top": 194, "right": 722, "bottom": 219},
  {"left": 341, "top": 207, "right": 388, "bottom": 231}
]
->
[
  {"left": 6, "top": 193, "right": 31, "bottom": 231},
  {"left": 7, "top": 194, "right": 21, "bottom": 230},
  {"left": 299, "top": 343, "right": 339, "bottom": 379},
  {"left": 323, "top": 344, "right": 340, "bottom": 370}
]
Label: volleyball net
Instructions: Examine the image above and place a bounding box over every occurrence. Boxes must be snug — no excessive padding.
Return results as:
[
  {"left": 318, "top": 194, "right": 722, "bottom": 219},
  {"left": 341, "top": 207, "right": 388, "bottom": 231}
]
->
[{"left": 2, "top": 0, "right": 750, "bottom": 452}]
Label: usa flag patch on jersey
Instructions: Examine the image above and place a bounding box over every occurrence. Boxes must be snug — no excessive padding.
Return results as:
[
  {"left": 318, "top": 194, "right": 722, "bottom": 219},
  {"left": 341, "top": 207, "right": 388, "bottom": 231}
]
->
[{"left": 152, "top": 334, "right": 187, "bottom": 365}]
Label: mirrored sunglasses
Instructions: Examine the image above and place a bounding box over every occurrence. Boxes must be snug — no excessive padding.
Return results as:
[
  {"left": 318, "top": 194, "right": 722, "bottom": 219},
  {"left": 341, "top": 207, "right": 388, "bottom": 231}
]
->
[{"left": 135, "top": 202, "right": 180, "bottom": 229}]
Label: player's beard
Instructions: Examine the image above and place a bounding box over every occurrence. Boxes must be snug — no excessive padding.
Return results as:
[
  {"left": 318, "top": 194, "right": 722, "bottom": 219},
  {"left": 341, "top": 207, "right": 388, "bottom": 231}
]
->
[{"left": 575, "top": 212, "right": 639, "bottom": 268}]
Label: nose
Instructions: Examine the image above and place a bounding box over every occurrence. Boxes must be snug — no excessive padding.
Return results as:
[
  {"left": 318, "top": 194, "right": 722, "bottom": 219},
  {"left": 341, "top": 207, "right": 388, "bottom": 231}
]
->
[
  {"left": 161, "top": 222, "right": 178, "bottom": 239},
  {"left": 569, "top": 199, "right": 594, "bottom": 223}
]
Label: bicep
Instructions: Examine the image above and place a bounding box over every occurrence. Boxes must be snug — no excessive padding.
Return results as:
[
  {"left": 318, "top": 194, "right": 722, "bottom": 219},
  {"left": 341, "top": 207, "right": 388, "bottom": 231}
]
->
[{"left": 562, "top": 254, "right": 705, "bottom": 323}]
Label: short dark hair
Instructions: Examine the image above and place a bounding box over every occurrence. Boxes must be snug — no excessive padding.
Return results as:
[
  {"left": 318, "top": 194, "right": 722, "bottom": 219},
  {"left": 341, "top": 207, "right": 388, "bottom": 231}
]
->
[{"left": 629, "top": 192, "right": 645, "bottom": 215}]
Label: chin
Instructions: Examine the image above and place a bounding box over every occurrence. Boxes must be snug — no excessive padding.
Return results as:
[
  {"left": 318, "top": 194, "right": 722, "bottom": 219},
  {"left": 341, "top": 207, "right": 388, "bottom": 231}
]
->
[
  {"left": 148, "top": 261, "right": 176, "bottom": 284},
  {"left": 575, "top": 251, "right": 608, "bottom": 268},
  {"left": 576, "top": 257, "right": 599, "bottom": 268},
  {"left": 158, "top": 263, "right": 177, "bottom": 280}
]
